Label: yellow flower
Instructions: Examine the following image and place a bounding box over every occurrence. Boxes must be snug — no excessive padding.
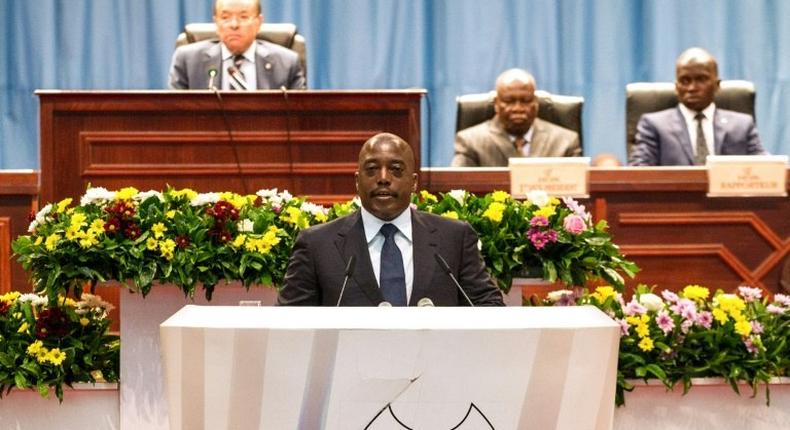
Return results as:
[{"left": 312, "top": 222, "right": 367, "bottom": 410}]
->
[
  {"left": 625, "top": 315, "right": 641, "bottom": 326},
  {"left": 36, "top": 349, "right": 49, "bottom": 364},
  {"left": 638, "top": 337, "right": 654, "bottom": 352},
  {"left": 482, "top": 202, "right": 506, "bottom": 223},
  {"left": 70, "top": 213, "right": 87, "bottom": 228},
  {"left": 44, "top": 233, "right": 61, "bottom": 251},
  {"left": 220, "top": 192, "right": 247, "bottom": 209},
  {"left": 46, "top": 348, "right": 67, "bottom": 366},
  {"left": 420, "top": 190, "right": 438, "bottom": 203},
  {"left": 734, "top": 320, "right": 752, "bottom": 337},
  {"left": 34, "top": 236, "right": 43, "bottom": 246},
  {"left": 548, "top": 197, "right": 561, "bottom": 206},
  {"left": 59, "top": 296, "right": 77, "bottom": 307},
  {"left": 166, "top": 210, "right": 176, "bottom": 219},
  {"left": 635, "top": 323, "right": 650, "bottom": 338},
  {"left": 441, "top": 211, "right": 459, "bottom": 220},
  {"left": 682, "top": 285, "right": 710, "bottom": 302},
  {"left": 534, "top": 205, "right": 556, "bottom": 218},
  {"left": 1, "top": 291, "right": 21, "bottom": 303},
  {"left": 27, "top": 340, "right": 44, "bottom": 356},
  {"left": 314, "top": 211, "right": 328, "bottom": 223},
  {"left": 261, "top": 229, "right": 281, "bottom": 248},
  {"left": 159, "top": 239, "right": 176, "bottom": 260},
  {"left": 731, "top": 311, "right": 746, "bottom": 323},
  {"left": 151, "top": 222, "right": 168, "bottom": 239},
  {"left": 65, "top": 224, "right": 81, "bottom": 240},
  {"left": 232, "top": 234, "right": 247, "bottom": 249},
  {"left": 18, "top": 322, "right": 29, "bottom": 333},
  {"left": 90, "top": 218, "right": 106, "bottom": 231},
  {"left": 56, "top": 198, "right": 73, "bottom": 213},
  {"left": 591, "top": 286, "right": 616, "bottom": 303},
  {"left": 491, "top": 190, "right": 510, "bottom": 202},
  {"left": 716, "top": 293, "right": 745, "bottom": 314},
  {"left": 169, "top": 188, "right": 198, "bottom": 201},
  {"left": 80, "top": 317, "right": 90, "bottom": 326},
  {"left": 281, "top": 207, "right": 308, "bottom": 229},
  {"left": 146, "top": 237, "right": 158, "bottom": 251},
  {"left": 115, "top": 187, "right": 139, "bottom": 201},
  {"left": 712, "top": 308, "right": 729, "bottom": 324}
]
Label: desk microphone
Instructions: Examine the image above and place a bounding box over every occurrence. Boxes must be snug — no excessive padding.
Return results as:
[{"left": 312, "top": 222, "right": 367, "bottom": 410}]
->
[
  {"left": 335, "top": 255, "right": 356, "bottom": 306},
  {"left": 207, "top": 68, "right": 218, "bottom": 90},
  {"left": 207, "top": 68, "right": 249, "bottom": 195},
  {"left": 378, "top": 301, "right": 392, "bottom": 307},
  {"left": 417, "top": 297, "right": 435, "bottom": 307},
  {"left": 434, "top": 253, "right": 474, "bottom": 307}
]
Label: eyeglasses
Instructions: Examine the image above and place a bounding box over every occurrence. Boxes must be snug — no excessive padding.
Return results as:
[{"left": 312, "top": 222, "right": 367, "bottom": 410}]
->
[{"left": 216, "top": 14, "right": 259, "bottom": 26}]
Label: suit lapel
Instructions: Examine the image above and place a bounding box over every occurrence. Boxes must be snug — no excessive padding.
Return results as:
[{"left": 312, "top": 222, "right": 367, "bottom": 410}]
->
[
  {"left": 489, "top": 119, "right": 517, "bottom": 162},
  {"left": 409, "top": 210, "right": 439, "bottom": 306},
  {"left": 713, "top": 110, "right": 727, "bottom": 155},
  {"left": 254, "top": 40, "right": 273, "bottom": 89},
  {"left": 673, "top": 107, "right": 696, "bottom": 164},
  {"left": 334, "top": 212, "right": 383, "bottom": 305},
  {"left": 528, "top": 118, "right": 546, "bottom": 156},
  {"left": 203, "top": 42, "right": 223, "bottom": 87}
]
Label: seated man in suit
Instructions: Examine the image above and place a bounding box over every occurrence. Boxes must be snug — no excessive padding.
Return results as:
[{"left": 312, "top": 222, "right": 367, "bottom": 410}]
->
[
  {"left": 278, "top": 132, "right": 504, "bottom": 306},
  {"left": 168, "top": 0, "right": 305, "bottom": 90},
  {"left": 451, "top": 68, "right": 581, "bottom": 167},
  {"left": 629, "top": 47, "right": 766, "bottom": 166}
]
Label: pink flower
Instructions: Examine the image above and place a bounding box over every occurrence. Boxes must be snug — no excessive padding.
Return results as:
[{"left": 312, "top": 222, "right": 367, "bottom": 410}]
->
[
  {"left": 655, "top": 310, "right": 675, "bottom": 335},
  {"left": 527, "top": 228, "right": 558, "bottom": 250},
  {"left": 696, "top": 311, "right": 713, "bottom": 329},
  {"left": 737, "top": 285, "right": 762, "bottom": 303},
  {"left": 561, "top": 196, "right": 591, "bottom": 221},
  {"left": 529, "top": 216, "right": 549, "bottom": 227},
  {"left": 767, "top": 304, "right": 786, "bottom": 315},
  {"left": 623, "top": 299, "right": 647, "bottom": 316},
  {"left": 680, "top": 319, "right": 694, "bottom": 334},
  {"left": 744, "top": 337, "right": 759, "bottom": 355},
  {"left": 670, "top": 299, "right": 697, "bottom": 321},
  {"left": 773, "top": 294, "right": 790, "bottom": 307},
  {"left": 563, "top": 214, "right": 587, "bottom": 234},
  {"left": 616, "top": 318, "right": 630, "bottom": 337},
  {"left": 661, "top": 290, "right": 679, "bottom": 303},
  {"left": 751, "top": 321, "right": 764, "bottom": 335}
]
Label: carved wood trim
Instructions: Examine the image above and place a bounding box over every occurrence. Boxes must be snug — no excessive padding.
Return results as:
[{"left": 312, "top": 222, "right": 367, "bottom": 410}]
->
[{"left": 0, "top": 217, "right": 11, "bottom": 294}]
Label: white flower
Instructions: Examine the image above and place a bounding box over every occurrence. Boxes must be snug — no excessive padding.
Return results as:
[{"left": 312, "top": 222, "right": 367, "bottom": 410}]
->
[
  {"left": 80, "top": 187, "right": 116, "bottom": 206},
  {"left": 237, "top": 219, "right": 254, "bottom": 232},
  {"left": 77, "top": 293, "right": 115, "bottom": 312},
  {"left": 134, "top": 190, "right": 164, "bottom": 202},
  {"left": 526, "top": 189, "right": 550, "bottom": 207},
  {"left": 448, "top": 189, "right": 466, "bottom": 205},
  {"left": 256, "top": 188, "right": 278, "bottom": 199},
  {"left": 477, "top": 239, "right": 482, "bottom": 250},
  {"left": 300, "top": 202, "right": 328, "bottom": 216},
  {"left": 638, "top": 293, "right": 664, "bottom": 312},
  {"left": 17, "top": 293, "right": 48, "bottom": 307},
  {"left": 279, "top": 190, "right": 293, "bottom": 202},
  {"left": 547, "top": 289, "right": 574, "bottom": 303},
  {"left": 190, "top": 192, "right": 220, "bottom": 207}
]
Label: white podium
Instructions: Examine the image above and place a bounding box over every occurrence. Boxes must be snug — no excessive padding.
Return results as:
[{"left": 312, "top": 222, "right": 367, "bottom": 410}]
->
[{"left": 160, "top": 306, "right": 619, "bottom": 430}]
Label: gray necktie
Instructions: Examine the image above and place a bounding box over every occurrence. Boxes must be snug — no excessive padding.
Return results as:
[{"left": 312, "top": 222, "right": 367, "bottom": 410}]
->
[
  {"left": 229, "top": 55, "right": 249, "bottom": 90},
  {"left": 379, "top": 224, "right": 406, "bottom": 306},
  {"left": 694, "top": 112, "right": 709, "bottom": 165}
]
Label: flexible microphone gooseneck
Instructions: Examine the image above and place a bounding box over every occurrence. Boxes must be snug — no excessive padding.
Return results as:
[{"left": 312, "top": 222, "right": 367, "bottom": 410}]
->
[
  {"left": 335, "top": 255, "right": 357, "bottom": 306},
  {"left": 434, "top": 253, "right": 474, "bottom": 307},
  {"left": 280, "top": 85, "right": 295, "bottom": 192},
  {"left": 207, "top": 68, "right": 249, "bottom": 195}
]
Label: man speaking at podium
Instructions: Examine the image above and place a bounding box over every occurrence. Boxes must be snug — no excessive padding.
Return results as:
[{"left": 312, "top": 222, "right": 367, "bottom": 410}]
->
[
  {"left": 277, "top": 133, "right": 504, "bottom": 306},
  {"left": 168, "top": 0, "right": 305, "bottom": 90}
]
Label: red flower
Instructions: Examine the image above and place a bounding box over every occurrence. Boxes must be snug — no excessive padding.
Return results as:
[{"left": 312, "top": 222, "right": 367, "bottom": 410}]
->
[
  {"left": 175, "top": 235, "right": 190, "bottom": 249},
  {"left": 209, "top": 201, "right": 240, "bottom": 222},
  {"left": 104, "top": 217, "right": 122, "bottom": 235},
  {"left": 35, "top": 307, "right": 70, "bottom": 339},
  {"left": 124, "top": 223, "right": 142, "bottom": 240},
  {"left": 0, "top": 301, "right": 9, "bottom": 315}
]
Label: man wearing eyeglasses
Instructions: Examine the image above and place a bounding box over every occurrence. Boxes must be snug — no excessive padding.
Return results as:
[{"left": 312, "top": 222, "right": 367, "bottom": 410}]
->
[{"left": 168, "top": 0, "right": 305, "bottom": 90}]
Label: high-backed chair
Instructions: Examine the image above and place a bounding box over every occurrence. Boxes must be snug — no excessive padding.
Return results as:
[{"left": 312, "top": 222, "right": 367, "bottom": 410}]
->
[
  {"left": 625, "top": 80, "right": 755, "bottom": 156},
  {"left": 455, "top": 90, "right": 584, "bottom": 150},
  {"left": 175, "top": 23, "right": 307, "bottom": 79}
]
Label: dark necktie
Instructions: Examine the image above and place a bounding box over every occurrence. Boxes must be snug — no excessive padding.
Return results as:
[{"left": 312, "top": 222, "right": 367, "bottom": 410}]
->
[
  {"left": 229, "top": 55, "right": 248, "bottom": 90},
  {"left": 694, "top": 112, "right": 709, "bottom": 165},
  {"left": 514, "top": 135, "right": 527, "bottom": 156},
  {"left": 379, "top": 224, "right": 406, "bottom": 306}
]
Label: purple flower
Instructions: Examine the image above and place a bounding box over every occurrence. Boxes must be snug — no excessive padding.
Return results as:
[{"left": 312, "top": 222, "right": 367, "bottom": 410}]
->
[
  {"left": 661, "top": 290, "right": 679, "bottom": 303},
  {"left": 616, "top": 318, "right": 630, "bottom": 337},
  {"left": 751, "top": 321, "right": 764, "bottom": 335},
  {"left": 529, "top": 216, "right": 549, "bottom": 227},
  {"left": 696, "top": 311, "right": 713, "bottom": 329},
  {"left": 737, "top": 285, "right": 762, "bottom": 303},
  {"left": 527, "top": 228, "right": 558, "bottom": 250},
  {"left": 555, "top": 294, "right": 577, "bottom": 307},
  {"left": 563, "top": 214, "right": 587, "bottom": 235},
  {"left": 561, "top": 196, "right": 591, "bottom": 221},
  {"left": 670, "top": 299, "right": 698, "bottom": 321},
  {"left": 623, "top": 299, "right": 647, "bottom": 316},
  {"left": 680, "top": 319, "right": 694, "bottom": 334},
  {"left": 744, "top": 337, "right": 759, "bottom": 355},
  {"left": 655, "top": 310, "right": 675, "bottom": 335}
]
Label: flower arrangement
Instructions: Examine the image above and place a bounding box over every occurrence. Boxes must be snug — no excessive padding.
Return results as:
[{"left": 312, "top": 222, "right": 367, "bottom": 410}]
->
[
  {"left": 413, "top": 189, "right": 639, "bottom": 291},
  {"left": 0, "top": 291, "right": 118, "bottom": 401},
  {"left": 543, "top": 284, "right": 790, "bottom": 406},
  {"left": 14, "top": 187, "right": 636, "bottom": 299}
]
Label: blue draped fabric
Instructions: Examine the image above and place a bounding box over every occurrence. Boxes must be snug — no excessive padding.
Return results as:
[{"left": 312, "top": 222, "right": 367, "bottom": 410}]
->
[{"left": 1, "top": 0, "right": 789, "bottom": 169}]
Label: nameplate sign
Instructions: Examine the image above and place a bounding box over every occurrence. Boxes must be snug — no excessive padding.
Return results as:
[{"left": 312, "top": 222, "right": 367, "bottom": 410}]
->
[
  {"left": 509, "top": 157, "right": 591, "bottom": 198},
  {"left": 707, "top": 155, "right": 788, "bottom": 197}
]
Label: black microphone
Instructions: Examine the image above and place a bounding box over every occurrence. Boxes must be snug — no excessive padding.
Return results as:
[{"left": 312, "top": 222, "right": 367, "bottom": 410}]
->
[
  {"left": 417, "top": 297, "right": 434, "bottom": 307},
  {"left": 207, "top": 68, "right": 218, "bottom": 90},
  {"left": 335, "top": 255, "right": 356, "bottom": 306},
  {"left": 434, "top": 253, "right": 474, "bottom": 307}
]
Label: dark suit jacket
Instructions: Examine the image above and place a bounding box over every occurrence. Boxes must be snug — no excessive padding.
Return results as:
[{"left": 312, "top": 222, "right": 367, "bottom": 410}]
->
[
  {"left": 277, "top": 209, "right": 504, "bottom": 306},
  {"left": 629, "top": 106, "right": 766, "bottom": 166},
  {"left": 451, "top": 118, "right": 581, "bottom": 167},
  {"left": 168, "top": 39, "right": 306, "bottom": 90}
]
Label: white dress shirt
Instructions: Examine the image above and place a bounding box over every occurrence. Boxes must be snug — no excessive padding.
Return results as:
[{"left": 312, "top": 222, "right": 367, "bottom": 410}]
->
[
  {"left": 220, "top": 43, "right": 257, "bottom": 90},
  {"left": 360, "top": 206, "right": 414, "bottom": 303}
]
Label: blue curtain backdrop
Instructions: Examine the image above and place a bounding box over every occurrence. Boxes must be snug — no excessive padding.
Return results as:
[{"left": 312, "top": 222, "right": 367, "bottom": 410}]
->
[{"left": 2, "top": 0, "right": 789, "bottom": 169}]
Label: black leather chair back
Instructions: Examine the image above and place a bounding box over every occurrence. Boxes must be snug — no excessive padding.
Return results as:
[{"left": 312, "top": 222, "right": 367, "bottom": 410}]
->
[
  {"left": 625, "top": 80, "right": 755, "bottom": 155},
  {"left": 175, "top": 23, "right": 307, "bottom": 78},
  {"left": 455, "top": 90, "right": 584, "bottom": 149}
]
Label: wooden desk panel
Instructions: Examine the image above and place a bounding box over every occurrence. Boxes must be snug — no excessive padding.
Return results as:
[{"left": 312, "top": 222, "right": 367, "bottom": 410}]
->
[{"left": 0, "top": 171, "right": 39, "bottom": 294}]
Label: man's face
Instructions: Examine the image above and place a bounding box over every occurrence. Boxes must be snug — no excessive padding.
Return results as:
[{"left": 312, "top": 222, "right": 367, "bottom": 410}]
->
[
  {"left": 355, "top": 139, "right": 418, "bottom": 221},
  {"left": 214, "top": 0, "right": 262, "bottom": 55},
  {"left": 494, "top": 79, "right": 539, "bottom": 136},
  {"left": 675, "top": 61, "right": 720, "bottom": 112}
]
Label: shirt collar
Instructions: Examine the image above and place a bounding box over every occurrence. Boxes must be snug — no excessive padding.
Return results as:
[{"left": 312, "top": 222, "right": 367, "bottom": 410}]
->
[
  {"left": 360, "top": 206, "right": 413, "bottom": 244},
  {"left": 679, "top": 102, "right": 716, "bottom": 122},
  {"left": 220, "top": 42, "right": 257, "bottom": 62},
  {"left": 506, "top": 124, "right": 535, "bottom": 143}
]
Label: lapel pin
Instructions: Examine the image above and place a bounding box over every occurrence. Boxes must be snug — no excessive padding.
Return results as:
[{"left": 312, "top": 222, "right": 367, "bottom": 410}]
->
[{"left": 264, "top": 62, "right": 272, "bottom": 71}]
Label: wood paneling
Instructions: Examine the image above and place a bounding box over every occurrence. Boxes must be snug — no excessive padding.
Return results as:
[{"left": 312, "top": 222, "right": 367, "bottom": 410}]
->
[
  {"left": 0, "top": 171, "right": 39, "bottom": 294},
  {"left": 424, "top": 167, "right": 790, "bottom": 295}
]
